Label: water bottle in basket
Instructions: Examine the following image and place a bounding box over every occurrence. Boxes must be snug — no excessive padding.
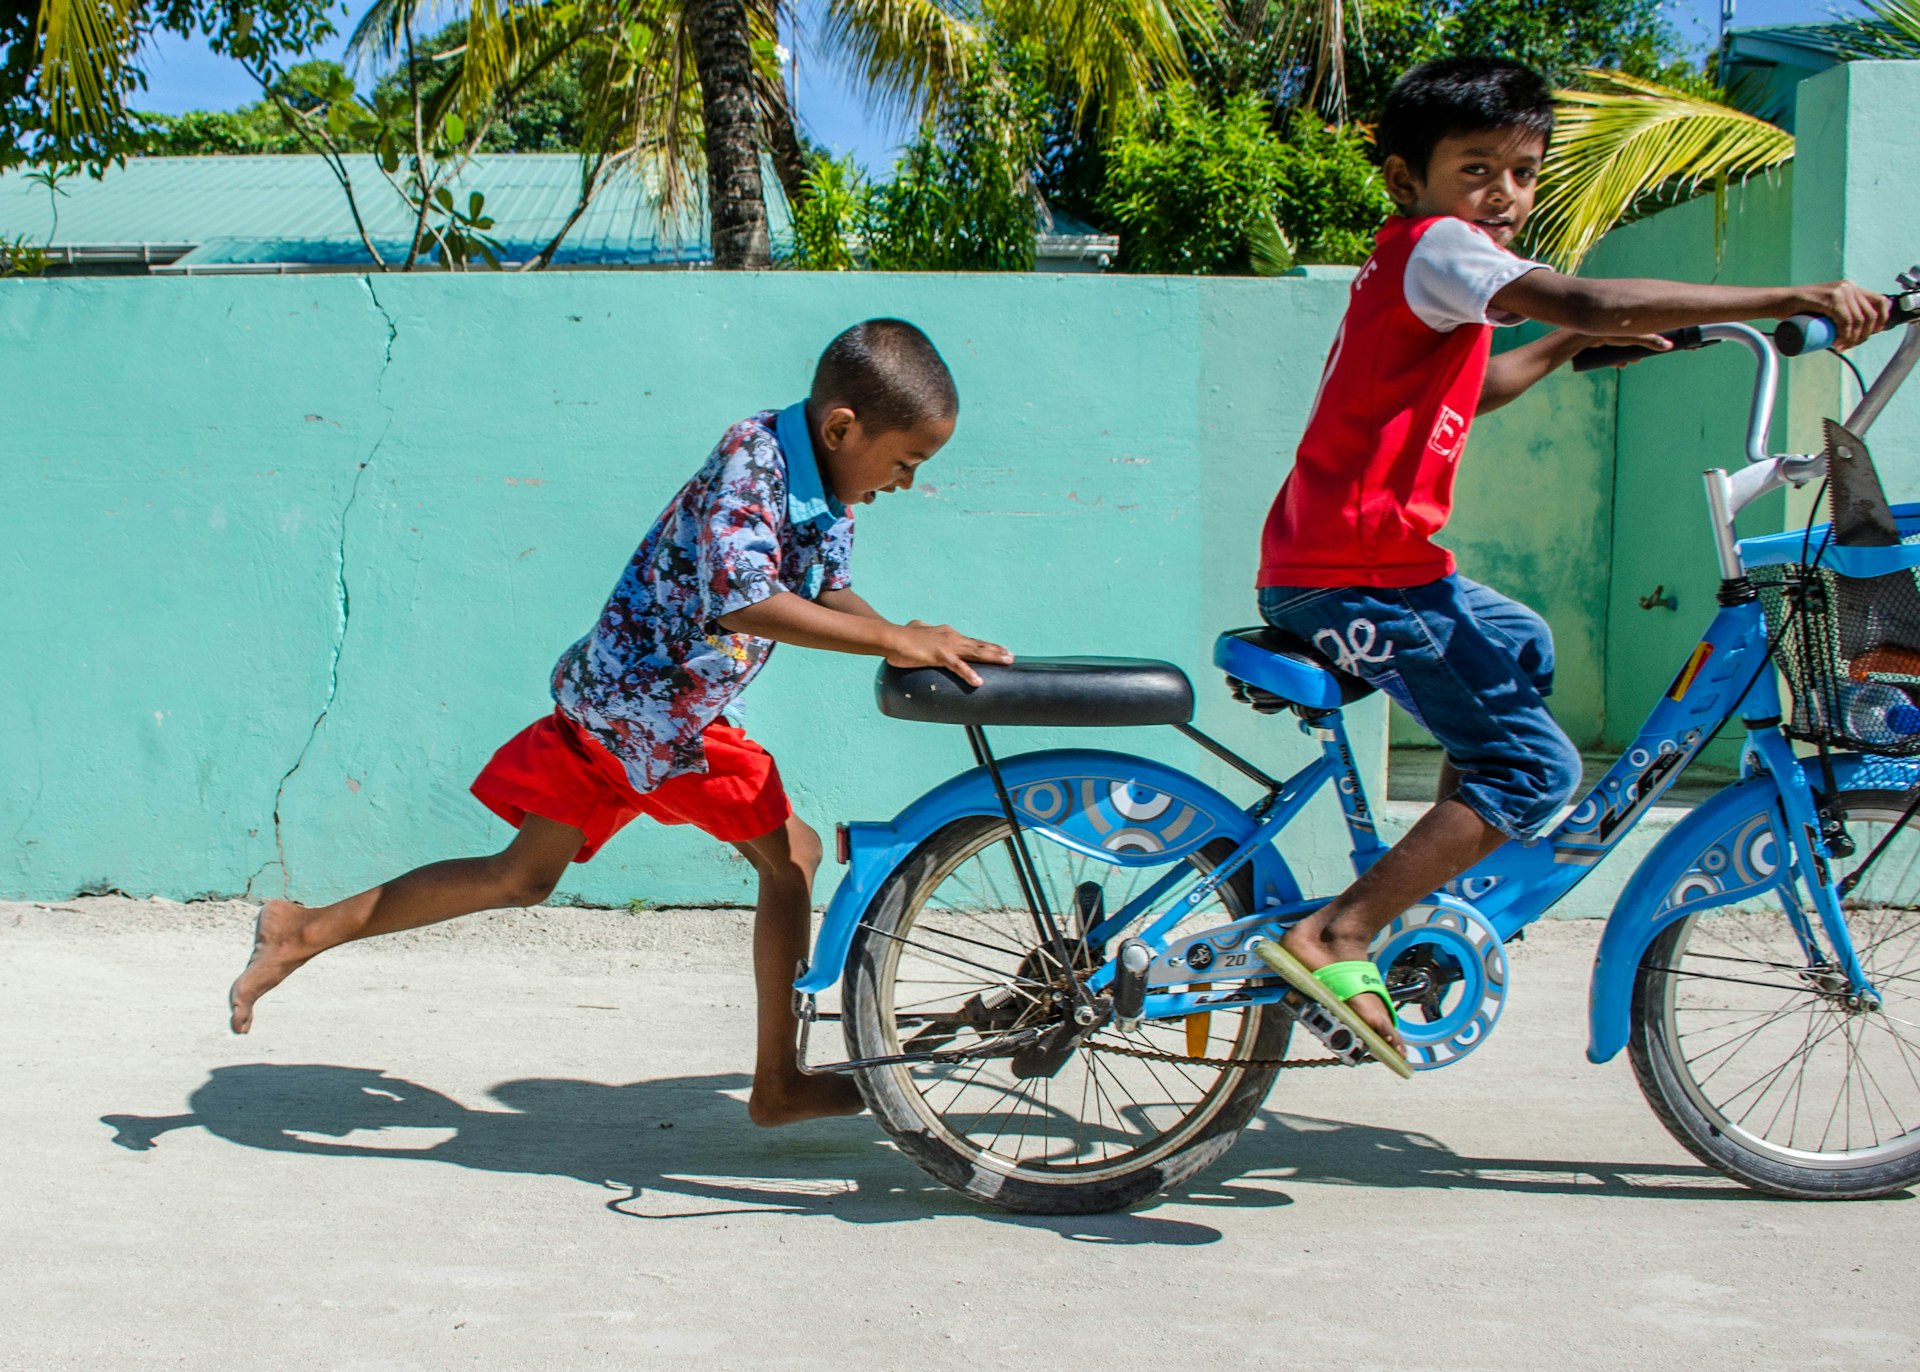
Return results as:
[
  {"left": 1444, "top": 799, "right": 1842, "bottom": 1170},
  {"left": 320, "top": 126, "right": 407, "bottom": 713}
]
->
[{"left": 1840, "top": 681, "right": 1920, "bottom": 748}]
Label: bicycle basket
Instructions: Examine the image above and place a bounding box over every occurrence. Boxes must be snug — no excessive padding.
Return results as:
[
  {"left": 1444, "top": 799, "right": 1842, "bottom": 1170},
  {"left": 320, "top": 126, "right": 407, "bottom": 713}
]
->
[{"left": 1755, "top": 539, "right": 1920, "bottom": 757}]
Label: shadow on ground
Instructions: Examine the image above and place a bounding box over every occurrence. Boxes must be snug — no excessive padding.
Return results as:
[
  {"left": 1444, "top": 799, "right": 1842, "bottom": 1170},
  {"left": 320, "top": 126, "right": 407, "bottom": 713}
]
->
[{"left": 101, "top": 1062, "right": 1781, "bottom": 1243}]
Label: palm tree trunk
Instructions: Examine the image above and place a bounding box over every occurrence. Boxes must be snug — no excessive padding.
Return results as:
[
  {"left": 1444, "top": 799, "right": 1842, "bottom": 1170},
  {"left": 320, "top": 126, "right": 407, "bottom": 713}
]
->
[
  {"left": 685, "top": 0, "right": 772, "bottom": 269},
  {"left": 761, "top": 80, "right": 811, "bottom": 214}
]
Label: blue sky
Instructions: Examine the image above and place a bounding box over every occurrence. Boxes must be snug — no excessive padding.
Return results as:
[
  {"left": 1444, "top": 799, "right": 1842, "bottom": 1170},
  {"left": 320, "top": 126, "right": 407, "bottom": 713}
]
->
[{"left": 134, "top": 0, "right": 1861, "bottom": 171}]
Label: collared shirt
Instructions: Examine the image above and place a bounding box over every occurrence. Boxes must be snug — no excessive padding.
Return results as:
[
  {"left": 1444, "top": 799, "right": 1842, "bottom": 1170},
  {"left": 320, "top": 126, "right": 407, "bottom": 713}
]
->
[
  {"left": 550, "top": 404, "right": 856, "bottom": 791},
  {"left": 1258, "top": 215, "right": 1543, "bottom": 589}
]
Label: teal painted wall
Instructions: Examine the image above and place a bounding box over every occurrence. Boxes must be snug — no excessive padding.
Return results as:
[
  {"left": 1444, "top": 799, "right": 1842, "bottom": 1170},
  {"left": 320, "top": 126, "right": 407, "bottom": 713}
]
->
[
  {"left": 1587, "top": 171, "right": 1797, "bottom": 763},
  {"left": 0, "top": 271, "right": 1382, "bottom": 905}
]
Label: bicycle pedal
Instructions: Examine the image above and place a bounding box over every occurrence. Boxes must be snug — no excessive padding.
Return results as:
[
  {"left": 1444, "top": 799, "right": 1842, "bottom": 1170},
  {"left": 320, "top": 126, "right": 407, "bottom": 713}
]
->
[{"left": 1286, "top": 996, "right": 1373, "bottom": 1067}]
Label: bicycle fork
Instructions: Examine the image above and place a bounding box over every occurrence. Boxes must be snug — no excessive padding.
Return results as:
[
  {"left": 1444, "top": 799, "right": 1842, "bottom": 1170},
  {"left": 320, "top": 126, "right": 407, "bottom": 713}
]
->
[{"left": 1750, "top": 728, "right": 1883, "bottom": 1007}]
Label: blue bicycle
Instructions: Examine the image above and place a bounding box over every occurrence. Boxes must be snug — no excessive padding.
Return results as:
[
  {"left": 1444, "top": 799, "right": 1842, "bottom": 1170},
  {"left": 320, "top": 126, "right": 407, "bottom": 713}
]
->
[{"left": 795, "top": 282, "right": 1920, "bottom": 1214}]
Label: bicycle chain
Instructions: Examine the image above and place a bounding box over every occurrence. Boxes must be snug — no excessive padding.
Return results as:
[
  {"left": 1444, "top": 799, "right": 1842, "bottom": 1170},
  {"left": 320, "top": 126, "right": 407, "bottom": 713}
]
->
[{"left": 1085, "top": 1039, "right": 1348, "bottom": 1070}]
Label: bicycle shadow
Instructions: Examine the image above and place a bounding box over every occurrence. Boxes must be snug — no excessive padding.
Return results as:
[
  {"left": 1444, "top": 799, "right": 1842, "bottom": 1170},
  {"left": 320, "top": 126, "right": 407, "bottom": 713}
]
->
[
  {"left": 1232, "top": 1111, "right": 1888, "bottom": 1202},
  {"left": 98, "top": 1063, "right": 1286, "bottom": 1244},
  {"left": 100, "top": 1064, "right": 1838, "bottom": 1235}
]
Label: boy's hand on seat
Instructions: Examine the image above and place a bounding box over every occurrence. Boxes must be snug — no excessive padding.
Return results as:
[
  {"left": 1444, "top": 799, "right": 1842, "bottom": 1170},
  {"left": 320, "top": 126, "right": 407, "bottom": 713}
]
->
[
  {"left": 1781, "top": 282, "right": 1891, "bottom": 350},
  {"left": 886, "top": 621, "right": 1014, "bottom": 688}
]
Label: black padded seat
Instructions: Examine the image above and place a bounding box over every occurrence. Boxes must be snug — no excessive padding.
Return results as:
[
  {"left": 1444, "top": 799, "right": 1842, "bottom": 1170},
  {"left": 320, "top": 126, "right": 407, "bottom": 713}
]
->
[
  {"left": 1214, "top": 626, "right": 1375, "bottom": 712},
  {"left": 877, "top": 657, "right": 1194, "bottom": 727}
]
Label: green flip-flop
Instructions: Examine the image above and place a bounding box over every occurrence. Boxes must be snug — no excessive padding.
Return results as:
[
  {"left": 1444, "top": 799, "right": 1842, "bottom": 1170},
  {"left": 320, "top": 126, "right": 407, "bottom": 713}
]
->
[{"left": 1248, "top": 938, "right": 1414, "bottom": 1079}]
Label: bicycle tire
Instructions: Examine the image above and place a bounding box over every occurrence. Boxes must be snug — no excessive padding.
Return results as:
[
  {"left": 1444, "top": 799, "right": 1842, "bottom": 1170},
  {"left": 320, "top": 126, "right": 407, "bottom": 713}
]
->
[{"left": 843, "top": 815, "right": 1289, "bottom": 1214}]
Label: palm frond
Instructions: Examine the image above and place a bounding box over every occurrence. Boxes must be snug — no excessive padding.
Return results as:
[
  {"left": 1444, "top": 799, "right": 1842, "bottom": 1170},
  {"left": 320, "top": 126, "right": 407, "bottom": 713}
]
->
[
  {"left": 35, "top": 0, "right": 142, "bottom": 136},
  {"left": 348, "top": 0, "right": 529, "bottom": 99},
  {"left": 1838, "top": 0, "right": 1920, "bottom": 58},
  {"left": 818, "top": 0, "right": 981, "bottom": 125},
  {"left": 1279, "top": 0, "right": 1361, "bottom": 124},
  {"left": 1530, "top": 69, "right": 1793, "bottom": 271},
  {"left": 1002, "top": 0, "right": 1206, "bottom": 123}
]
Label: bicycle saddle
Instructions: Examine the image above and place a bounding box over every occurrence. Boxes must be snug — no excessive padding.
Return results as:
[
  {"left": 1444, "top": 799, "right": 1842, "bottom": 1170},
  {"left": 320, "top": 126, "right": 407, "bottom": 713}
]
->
[
  {"left": 876, "top": 657, "right": 1194, "bottom": 727},
  {"left": 1213, "top": 627, "right": 1375, "bottom": 713}
]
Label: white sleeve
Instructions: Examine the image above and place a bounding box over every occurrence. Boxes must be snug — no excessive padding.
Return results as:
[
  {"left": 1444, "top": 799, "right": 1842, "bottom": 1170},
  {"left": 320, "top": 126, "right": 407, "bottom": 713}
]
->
[{"left": 1402, "top": 217, "right": 1544, "bottom": 332}]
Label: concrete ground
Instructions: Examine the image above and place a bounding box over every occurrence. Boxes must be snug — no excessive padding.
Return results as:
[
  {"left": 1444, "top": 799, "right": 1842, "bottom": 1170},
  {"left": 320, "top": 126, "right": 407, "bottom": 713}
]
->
[{"left": 5, "top": 898, "right": 1916, "bottom": 1371}]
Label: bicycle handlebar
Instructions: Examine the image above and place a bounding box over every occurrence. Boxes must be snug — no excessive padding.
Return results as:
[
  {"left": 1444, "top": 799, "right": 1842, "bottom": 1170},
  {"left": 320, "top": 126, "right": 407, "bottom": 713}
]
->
[
  {"left": 1570, "top": 325, "right": 1714, "bottom": 373},
  {"left": 1570, "top": 293, "right": 1920, "bottom": 371}
]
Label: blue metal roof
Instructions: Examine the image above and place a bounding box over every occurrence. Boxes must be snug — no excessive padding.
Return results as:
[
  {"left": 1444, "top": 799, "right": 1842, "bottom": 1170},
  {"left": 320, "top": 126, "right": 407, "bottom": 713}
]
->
[{"left": 0, "top": 153, "right": 789, "bottom": 268}]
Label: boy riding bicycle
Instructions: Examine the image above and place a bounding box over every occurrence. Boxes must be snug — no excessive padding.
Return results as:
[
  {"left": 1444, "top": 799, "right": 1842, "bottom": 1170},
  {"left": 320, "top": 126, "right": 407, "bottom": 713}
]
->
[
  {"left": 1261, "top": 56, "right": 1890, "bottom": 1062},
  {"left": 229, "top": 318, "right": 1013, "bottom": 1126}
]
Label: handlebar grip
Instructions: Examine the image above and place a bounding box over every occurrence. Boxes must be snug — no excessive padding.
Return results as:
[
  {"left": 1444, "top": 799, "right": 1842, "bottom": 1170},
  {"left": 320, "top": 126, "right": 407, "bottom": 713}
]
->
[
  {"left": 1570, "top": 325, "right": 1708, "bottom": 373},
  {"left": 1775, "top": 293, "right": 1919, "bottom": 356},
  {"left": 1775, "top": 314, "right": 1838, "bottom": 357}
]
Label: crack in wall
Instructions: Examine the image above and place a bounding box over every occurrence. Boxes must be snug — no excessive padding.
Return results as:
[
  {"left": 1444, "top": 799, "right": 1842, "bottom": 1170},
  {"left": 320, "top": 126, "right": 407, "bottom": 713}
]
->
[{"left": 245, "top": 278, "right": 399, "bottom": 899}]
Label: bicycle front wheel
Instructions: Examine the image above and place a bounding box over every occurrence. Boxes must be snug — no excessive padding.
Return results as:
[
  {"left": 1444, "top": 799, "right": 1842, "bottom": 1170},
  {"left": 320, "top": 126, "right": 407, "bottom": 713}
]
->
[
  {"left": 843, "top": 815, "right": 1290, "bottom": 1214},
  {"left": 1629, "top": 789, "right": 1920, "bottom": 1198}
]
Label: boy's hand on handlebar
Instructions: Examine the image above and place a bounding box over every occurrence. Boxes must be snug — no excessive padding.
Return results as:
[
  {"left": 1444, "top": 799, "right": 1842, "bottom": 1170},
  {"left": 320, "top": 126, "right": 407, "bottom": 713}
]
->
[
  {"left": 886, "top": 620, "right": 1015, "bottom": 687},
  {"left": 1784, "top": 281, "right": 1891, "bottom": 349},
  {"left": 1574, "top": 332, "right": 1674, "bottom": 367}
]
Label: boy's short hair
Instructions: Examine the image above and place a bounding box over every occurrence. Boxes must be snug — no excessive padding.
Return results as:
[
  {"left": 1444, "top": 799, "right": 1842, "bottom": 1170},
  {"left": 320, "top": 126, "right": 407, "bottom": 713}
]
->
[
  {"left": 1378, "top": 57, "right": 1555, "bottom": 178},
  {"left": 811, "top": 319, "right": 958, "bottom": 435}
]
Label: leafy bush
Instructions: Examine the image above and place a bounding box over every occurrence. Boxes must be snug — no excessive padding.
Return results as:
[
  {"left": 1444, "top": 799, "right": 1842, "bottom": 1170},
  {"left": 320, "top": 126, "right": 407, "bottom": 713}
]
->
[
  {"left": 1272, "top": 113, "right": 1391, "bottom": 265},
  {"left": 1102, "top": 88, "right": 1388, "bottom": 274},
  {"left": 783, "top": 154, "right": 871, "bottom": 271},
  {"left": 782, "top": 54, "right": 1043, "bottom": 273},
  {"left": 865, "top": 57, "right": 1043, "bottom": 272}
]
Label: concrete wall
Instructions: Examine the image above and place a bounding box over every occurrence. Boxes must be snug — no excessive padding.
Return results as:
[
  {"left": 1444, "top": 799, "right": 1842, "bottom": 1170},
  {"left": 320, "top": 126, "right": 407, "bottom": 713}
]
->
[{"left": 0, "top": 270, "right": 1384, "bottom": 905}]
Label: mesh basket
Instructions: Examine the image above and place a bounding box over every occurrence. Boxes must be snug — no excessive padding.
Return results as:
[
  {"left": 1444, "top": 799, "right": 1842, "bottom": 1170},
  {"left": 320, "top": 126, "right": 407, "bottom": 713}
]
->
[{"left": 1757, "top": 556, "right": 1920, "bottom": 756}]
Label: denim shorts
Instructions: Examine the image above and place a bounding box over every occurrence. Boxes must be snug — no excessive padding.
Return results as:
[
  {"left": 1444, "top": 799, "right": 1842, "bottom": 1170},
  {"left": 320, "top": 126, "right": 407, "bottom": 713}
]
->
[{"left": 1259, "top": 575, "right": 1583, "bottom": 841}]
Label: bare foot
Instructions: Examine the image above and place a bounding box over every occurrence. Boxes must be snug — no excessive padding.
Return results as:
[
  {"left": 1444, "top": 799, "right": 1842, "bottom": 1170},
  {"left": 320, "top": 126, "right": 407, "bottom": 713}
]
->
[
  {"left": 229, "top": 899, "right": 322, "bottom": 1034},
  {"left": 1281, "top": 921, "right": 1405, "bottom": 1054},
  {"left": 747, "top": 1071, "right": 866, "bottom": 1127}
]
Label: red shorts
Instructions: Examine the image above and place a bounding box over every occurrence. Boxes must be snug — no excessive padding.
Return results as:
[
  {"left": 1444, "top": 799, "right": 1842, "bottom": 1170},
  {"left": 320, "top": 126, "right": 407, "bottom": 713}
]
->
[{"left": 470, "top": 709, "right": 792, "bottom": 861}]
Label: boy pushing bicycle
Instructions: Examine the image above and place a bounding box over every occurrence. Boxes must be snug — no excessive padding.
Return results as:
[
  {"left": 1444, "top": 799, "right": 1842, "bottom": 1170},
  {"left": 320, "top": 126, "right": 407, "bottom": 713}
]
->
[{"left": 229, "top": 319, "right": 1012, "bottom": 1126}]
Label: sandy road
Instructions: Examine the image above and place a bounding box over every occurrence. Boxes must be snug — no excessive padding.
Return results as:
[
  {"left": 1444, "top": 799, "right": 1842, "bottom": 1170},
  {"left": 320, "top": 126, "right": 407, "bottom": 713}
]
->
[{"left": 4, "top": 897, "right": 1915, "bottom": 1370}]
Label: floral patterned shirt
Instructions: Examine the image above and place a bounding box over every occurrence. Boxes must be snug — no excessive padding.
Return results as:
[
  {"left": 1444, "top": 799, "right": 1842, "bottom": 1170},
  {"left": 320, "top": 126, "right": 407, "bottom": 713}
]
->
[{"left": 550, "top": 404, "right": 855, "bottom": 791}]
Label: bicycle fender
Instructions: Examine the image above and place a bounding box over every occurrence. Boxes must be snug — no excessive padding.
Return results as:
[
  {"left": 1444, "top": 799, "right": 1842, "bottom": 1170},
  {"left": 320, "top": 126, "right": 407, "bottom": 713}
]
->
[
  {"left": 1584, "top": 751, "right": 1920, "bottom": 1064},
  {"left": 795, "top": 748, "right": 1299, "bottom": 995}
]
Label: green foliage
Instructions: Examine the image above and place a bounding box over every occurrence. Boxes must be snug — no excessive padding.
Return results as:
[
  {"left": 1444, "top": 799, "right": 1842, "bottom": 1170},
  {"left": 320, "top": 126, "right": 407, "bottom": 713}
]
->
[
  {"left": 1102, "top": 88, "right": 1386, "bottom": 274},
  {"left": 1336, "top": 0, "right": 1452, "bottom": 121},
  {"left": 1271, "top": 112, "right": 1389, "bottom": 264},
  {"left": 137, "top": 22, "right": 599, "bottom": 158},
  {"left": 2, "top": 0, "right": 334, "bottom": 172},
  {"left": 1445, "top": 0, "right": 1675, "bottom": 88},
  {"left": 138, "top": 61, "right": 355, "bottom": 154},
  {"left": 864, "top": 53, "right": 1044, "bottom": 271},
  {"left": 1180, "top": 0, "right": 1682, "bottom": 130},
  {"left": 781, "top": 57, "right": 1044, "bottom": 273},
  {"left": 1, "top": 232, "right": 52, "bottom": 275},
  {"left": 782, "top": 154, "right": 872, "bottom": 270}
]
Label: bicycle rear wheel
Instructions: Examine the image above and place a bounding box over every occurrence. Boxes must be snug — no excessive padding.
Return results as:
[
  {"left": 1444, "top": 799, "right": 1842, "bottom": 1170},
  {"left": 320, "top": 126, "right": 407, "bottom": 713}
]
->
[
  {"left": 1629, "top": 789, "right": 1920, "bottom": 1198},
  {"left": 843, "top": 815, "right": 1289, "bottom": 1214}
]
